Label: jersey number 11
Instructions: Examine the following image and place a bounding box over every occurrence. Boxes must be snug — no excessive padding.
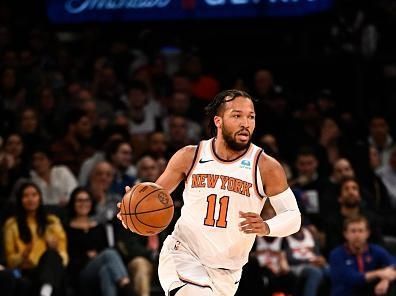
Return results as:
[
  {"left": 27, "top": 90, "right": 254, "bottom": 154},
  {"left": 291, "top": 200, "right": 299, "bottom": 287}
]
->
[{"left": 204, "top": 194, "right": 229, "bottom": 228}]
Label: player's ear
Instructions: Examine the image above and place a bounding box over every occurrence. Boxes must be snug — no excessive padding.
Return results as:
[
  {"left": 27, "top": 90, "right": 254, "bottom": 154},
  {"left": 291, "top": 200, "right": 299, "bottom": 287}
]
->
[{"left": 214, "top": 116, "right": 222, "bottom": 128}]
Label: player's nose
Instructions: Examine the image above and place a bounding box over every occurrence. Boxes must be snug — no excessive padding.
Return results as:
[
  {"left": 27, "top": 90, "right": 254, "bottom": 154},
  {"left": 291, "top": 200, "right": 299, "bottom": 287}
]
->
[{"left": 240, "top": 116, "right": 250, "bottom": 128}]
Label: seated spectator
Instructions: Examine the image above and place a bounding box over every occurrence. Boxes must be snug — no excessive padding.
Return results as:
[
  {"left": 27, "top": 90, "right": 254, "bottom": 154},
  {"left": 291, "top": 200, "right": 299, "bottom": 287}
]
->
[
  {"left": 78, "top": 125, "right": 130, "bottom": 186},
  {"left": 66, "top": 187, "right": 130, "bottom": 296},
  {"left": 329, "top": 215, "right": 396, "bottom": 296},
  {"left": 88, "top": 161, "right": 121, "bottom": 223},
  {"left": 51, "top": 109, "right": 95, "bottom": 176},
  {"left": 125, "top": 80, "right": 161, "bottom": 137},
  {"left": 321, "top": 158, "right": 355, "bottom": 213},
  {"left": 115, "top": 218, "right": 160, "bottom": 296},
  {"left": 17, "top": 107, "right": 50, "bottom": 157},
  {"left": 135, "top": 155, "right": 161, "bottom": 184},
  {"left": 3, "top": 182, "right": 68, "bottom": 296},
  {"left": 284, "top": 222, "right": 329, "bottom": 296},
  {"left": 30, "top": 147, "right": 77, "bottom": 209},
  {"left": 368, "top": 115, "right": 394, "bottom": 170},
  {"left": 146, "top": 131, "right": 168, "bottom": 161},
  {"left": 322, "top": 157, "right": 391, "bottom": 215},
  {"left": 323, "top": 176, "right": 383, "bottom": 255},
  {"left": 0, "top": 133, "right": 29, "bottom": 199},
  {"left": 290, "top": 147, "right": 326, "bottom": 229},
  {"left": 162, "top": 91, "right": 202, "bottom": 142},
  {"left": 105, "top": 139, "right": 136, "bottom": 196},
  {"left": 376, "top": 146, "right": 396, "bottom": 208},
  {"left": 164, "top": 115, "right": 195, "bottom": 157}
]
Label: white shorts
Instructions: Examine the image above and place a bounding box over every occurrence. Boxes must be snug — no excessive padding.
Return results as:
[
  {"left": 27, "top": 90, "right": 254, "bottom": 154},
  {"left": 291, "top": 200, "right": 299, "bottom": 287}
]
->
[{"left": 158, "top": 236, "right": 242, "bottom": 296}]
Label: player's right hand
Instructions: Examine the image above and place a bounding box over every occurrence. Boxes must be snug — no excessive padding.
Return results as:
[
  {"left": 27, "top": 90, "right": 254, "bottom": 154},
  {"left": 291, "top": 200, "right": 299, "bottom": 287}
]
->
[{"left": 116, "top": 186, "right": 131, "bottom": 230}]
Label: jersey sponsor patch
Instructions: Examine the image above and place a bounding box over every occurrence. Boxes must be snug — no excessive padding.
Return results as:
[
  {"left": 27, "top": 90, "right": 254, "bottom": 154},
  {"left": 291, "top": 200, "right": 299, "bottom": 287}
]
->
[{"left": 240, "top": 159, "right": 251, "bottom": 169}]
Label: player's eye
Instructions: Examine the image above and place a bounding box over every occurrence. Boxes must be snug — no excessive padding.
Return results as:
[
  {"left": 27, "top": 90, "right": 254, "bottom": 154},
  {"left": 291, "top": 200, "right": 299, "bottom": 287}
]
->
[{"left": 233, "top": 115, "right": 240, "bottom": 118}]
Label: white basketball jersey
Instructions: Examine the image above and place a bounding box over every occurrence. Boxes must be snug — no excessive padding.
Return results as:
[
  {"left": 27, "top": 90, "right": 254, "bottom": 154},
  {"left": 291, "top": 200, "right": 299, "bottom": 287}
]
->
[{"left": 172, "top": 138, "right": 266, "bottom": 270}]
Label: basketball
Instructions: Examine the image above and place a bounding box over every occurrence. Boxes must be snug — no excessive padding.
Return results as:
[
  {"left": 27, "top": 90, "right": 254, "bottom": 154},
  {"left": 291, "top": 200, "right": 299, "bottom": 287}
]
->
[{"left": 120, "top": 182, "right": 174, "bottom": 236}]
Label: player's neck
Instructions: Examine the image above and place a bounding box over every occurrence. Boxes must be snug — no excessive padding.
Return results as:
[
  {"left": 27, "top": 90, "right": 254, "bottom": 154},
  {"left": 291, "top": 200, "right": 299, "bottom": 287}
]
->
[{"left": 213, "top": 137, "right": 249, "bottom": 160}]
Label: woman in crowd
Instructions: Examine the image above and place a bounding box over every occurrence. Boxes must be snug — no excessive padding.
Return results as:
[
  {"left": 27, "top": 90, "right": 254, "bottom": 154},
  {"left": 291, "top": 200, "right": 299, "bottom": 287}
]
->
[
  {"left": 66, "top": 187, "right": 130, "bottom": 296},
  {"left": 3, "top": 182, "right": 68, "bottom": 296}
]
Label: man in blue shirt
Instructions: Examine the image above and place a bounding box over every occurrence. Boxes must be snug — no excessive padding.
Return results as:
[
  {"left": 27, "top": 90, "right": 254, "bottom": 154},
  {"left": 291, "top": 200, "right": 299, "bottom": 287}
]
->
[{"left": 329, "top": 215, "right": 396, "bottom": 296}]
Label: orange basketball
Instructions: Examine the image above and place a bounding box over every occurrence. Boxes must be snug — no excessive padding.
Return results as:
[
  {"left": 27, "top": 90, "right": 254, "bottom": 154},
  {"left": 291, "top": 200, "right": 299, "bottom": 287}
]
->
[{"left": 120, "top": 182, "right": 174, "bottom": 236}]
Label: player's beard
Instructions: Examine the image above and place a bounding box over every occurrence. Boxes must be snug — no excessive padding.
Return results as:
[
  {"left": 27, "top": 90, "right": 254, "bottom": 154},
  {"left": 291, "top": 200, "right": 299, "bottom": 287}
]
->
[{"left": 222, "top": 125, "right": 252, "bottom": 151}]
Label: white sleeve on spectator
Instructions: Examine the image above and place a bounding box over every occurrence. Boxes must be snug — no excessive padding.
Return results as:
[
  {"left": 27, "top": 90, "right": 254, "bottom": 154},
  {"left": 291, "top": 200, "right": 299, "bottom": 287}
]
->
[{"left": 265, "top": 187, "right": 301, "bottom": 237}]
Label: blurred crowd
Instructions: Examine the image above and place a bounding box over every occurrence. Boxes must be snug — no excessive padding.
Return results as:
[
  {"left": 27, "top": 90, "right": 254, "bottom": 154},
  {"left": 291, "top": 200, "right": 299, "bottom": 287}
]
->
[{"left": 1, "top": 0, "right": 396, "bottom": 296}]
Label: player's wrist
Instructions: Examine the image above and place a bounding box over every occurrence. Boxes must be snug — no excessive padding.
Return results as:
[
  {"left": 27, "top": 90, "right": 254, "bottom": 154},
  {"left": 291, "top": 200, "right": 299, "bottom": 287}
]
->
[{"left": 260, "top": 221, "right": 270, "bottom": 236}]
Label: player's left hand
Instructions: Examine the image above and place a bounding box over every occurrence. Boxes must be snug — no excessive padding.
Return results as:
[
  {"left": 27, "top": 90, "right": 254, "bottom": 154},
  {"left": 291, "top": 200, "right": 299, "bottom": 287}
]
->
[{"left": 239, "top": 211, "right": 270, "bottom": 236}]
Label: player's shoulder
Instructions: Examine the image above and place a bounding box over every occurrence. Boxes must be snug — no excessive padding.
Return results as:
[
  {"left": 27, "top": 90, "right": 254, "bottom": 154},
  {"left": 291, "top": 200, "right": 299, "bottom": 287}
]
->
[
  {"left": 174, "top": 145, "right": 198, "bottom": 161},
  {"left": 170, "top": 145, "right": 199, "bottom": 170},
  {"left": 257, "top": 150, "right": 283, "bottom": 173},
  {"left": 179, "top": 145, "right": 198, "bottom": 155}
]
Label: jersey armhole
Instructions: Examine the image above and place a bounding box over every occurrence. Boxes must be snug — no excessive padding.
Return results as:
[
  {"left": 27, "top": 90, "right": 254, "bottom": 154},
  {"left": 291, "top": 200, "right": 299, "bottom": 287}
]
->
[
  {"left": 253, "top": 149, "right": 266, "bottom": 199},
  {"left": 184, "top": 141, "right": 202, "bottom": 183}
]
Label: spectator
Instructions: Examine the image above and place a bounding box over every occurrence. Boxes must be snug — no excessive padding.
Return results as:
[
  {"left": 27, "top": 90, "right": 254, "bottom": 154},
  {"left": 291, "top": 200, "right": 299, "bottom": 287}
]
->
[
  {"left": 78, "top": 125, "right": 130, "bottom": 186},
  {"left": 181, "top": 53, "right": 220, "bottom": 102},
  {"left": 66, "top": 187, "right": 130, "bottom": 296},
  {"left": 0, "top": 133, "right": 29, "bottom": 200},
  {"left": 115, "top": 217, "right": 160, "bottom": 296},
  {"left": 17, "top": 107, "right": 49, "bottom": 157},
  {"left": 30, "top": 147, "right": 77, "bottom": 209},
  {"left": 105, "top": 139, "right": 136, "bottom": 196},
  {"left": 318, "top": 116, "right": 343, "bottom": 169},
  {"left": 0, "top": 67, "right": 26, "bottom": 112},
  {"left": 376, "top": 146, "right": 396, "bottom": 208},
  {"left": 323, "top": 176, "right": 383, "bottom": 255},
  {"left": 51, "top": 109, "right": 95, "bottom": 177},
  {"left": 162, "top": 90, "right": 202, "bottom": 141},
  {"left": 88, "top": 161, "right": 121, "bottom": 224},
  {"left": 135, "top": 155, "right": 161, "bottom": 183},
  {"left": 291, "top": 147, "right": 326, "bottom": 228},
  {"left": 368, "top": 115, "right": 394, "bottom": 169},
  {"left": 284, "top": 222, "right": 329, "bottom": 296},
  {"left": 164, "top": 115, "right": 195, "bottom": 156},
  {"left": 93, "top": 63, "right": 124, "bottom": 111},
  {"left": 125, "top": 80, "right": 161, "bottom": 137},
  {"left": 3, "top": 182, "right": 68, "bottom": 296},
  {"left": 329, "top": 215, "right": 396, "bottom": 296},
  {"left": 146, "top": 131, "right": 168, "bottom": 161}
]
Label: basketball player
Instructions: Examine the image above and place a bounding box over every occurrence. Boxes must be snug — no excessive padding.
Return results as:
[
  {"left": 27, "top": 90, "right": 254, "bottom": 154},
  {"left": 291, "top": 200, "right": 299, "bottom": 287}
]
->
[{"left": 117, "top": 89, "right": 301, "bottom": 296}]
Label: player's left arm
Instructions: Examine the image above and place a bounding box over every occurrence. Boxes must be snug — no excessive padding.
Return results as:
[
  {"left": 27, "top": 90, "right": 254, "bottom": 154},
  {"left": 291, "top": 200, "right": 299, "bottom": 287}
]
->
[{"left": 239, "top": 153, "right": 301, "bottom": 237}]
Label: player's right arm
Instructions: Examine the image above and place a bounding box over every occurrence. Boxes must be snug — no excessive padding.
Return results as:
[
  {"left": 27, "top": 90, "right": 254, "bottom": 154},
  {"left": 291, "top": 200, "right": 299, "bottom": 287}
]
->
[
  {"left": 155, "top": 145, "right": 197, "bottom": 194},
  {"left": 117, "top": 145, "right": 196, "bottom": 229}
]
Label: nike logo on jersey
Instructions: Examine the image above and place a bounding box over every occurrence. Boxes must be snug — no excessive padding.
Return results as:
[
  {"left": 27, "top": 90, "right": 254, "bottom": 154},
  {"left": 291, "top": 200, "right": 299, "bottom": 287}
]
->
[{"left": 199, "top": 159, "right": 214, "bottom": 164}]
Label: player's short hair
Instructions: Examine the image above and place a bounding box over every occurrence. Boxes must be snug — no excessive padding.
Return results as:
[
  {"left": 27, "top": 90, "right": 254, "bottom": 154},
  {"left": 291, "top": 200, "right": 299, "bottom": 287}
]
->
[{"left": 205, "top": 89, "right": 254, "bottom": 137}]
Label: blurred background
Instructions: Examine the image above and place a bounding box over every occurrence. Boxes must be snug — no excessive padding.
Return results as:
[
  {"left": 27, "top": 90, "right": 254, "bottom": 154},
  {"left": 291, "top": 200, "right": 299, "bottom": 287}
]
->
[{"left": 1, "top": 0, "right": 396, "bottom": 295}]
